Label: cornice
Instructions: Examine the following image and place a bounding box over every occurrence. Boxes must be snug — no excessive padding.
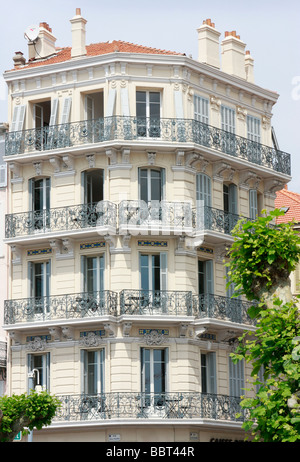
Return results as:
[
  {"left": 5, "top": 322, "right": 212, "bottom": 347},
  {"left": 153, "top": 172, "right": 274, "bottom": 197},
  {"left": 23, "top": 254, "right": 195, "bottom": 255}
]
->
[{"left": 4, "top": 52, "right": 279, "bottom": 103}]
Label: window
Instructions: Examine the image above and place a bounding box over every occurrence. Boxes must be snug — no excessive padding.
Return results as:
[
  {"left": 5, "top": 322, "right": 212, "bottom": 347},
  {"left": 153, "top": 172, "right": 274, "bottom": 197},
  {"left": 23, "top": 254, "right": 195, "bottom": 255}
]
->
[
  {"left": 82, "top": 255, "right": 104, "bottom": 293},
  {"left": 223, "top": 183, "right": 238, "bottom": 233},
  {"left": 194, "top": 95, "right": 209, "bottom": 124},
  {"left": 198, "top": 260, "right": 214, "bottom": 295},
  {"left": 229, "top": 356, "right": 244, "bottom": 397},
  {"left": 136, "top": 91, "right": 161, "bottom": 137},
  {"left": 28, "top": 353, "right": 50, "bottom": 391},
  {"left": 141, "top": 348, "right": 168, "bottom": 403},
  {"left": 81, "top": 349, "right": 105, "bottom": 395},
  {"left": 196, "top": 173, "right": 211, "bottom": 206},
  {"left": 29, "top": 177, "right": 50, "bottom": 231},
  {"left": 139, "top": 168, "right": 165, "bottom": 203},
  {"left": 140, "top": 253, "right": 167, "bottom": 293},
  {"left": 201, "top": 352, "right": 217, "bottom": 394},
  {"left": 247, "top": 115, "right": 261, "bottom": 143},
  {"left": 82, "top": 169, "right": 104, "bottom": 205},
  {"left": 29, "top": 260, "right": 50, "bottom": 299}
]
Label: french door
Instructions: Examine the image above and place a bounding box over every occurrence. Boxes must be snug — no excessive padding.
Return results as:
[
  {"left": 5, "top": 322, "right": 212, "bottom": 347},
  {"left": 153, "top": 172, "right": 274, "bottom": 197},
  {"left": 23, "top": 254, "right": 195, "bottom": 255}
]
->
[
  {"left": 141, "top": 348, "right": 168, "bottom": 408},
  {"left": 28, "top": 260, "right": 50, "bottom": 316},
  {"left": 136, "top": 91, "right": 161, "bottom": 137},
  {"left": 29, "top": 177, "right": 50, "bottom": 231},
  {"left": 81, "top": 349, "right": 105, "bottom": 395},
  {"left": 140, "top": 253, "right": 167, "bottom": 309},
  {"left": 81, "top": 255, "right": 105, "bottom": 312}
]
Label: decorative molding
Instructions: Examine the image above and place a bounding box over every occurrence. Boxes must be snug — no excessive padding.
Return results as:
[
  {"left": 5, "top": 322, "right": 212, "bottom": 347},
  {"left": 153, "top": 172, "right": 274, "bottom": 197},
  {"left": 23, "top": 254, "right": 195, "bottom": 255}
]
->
[
  {"left": 239, "top": 170, "right": 261, "bottom": 190},
  {"left": 175, "top": 150, "right": 185, "bottom": 166},
  {"left": 26, "top": 336, "right": 47, "bottom": 352},
  {"left": 9, "top": 162, "right": 23, "bottom": 183},
  {"left": 48, "top": 327, "right": 61, "bottom": 342},
  {"left": 61, "top": 326, "right": 75, "bottom": 341},
  {"left": 27, "top": 248, "right": 52, "bottom": 257},
  {"left": 137, "top": 240, "right": 167, "bottom": 247},
  {"left": 80, "top": 242, "right": 105, "bottom": 250},
  {"left": 33, "top": 161, "right": 42, "bottom": 176},
  {"left": 11, "top": 245, "right": 22, "bottom": 265},
  {"left": 49, "top": 238, "right": 74, "bottom": 259},
  {"left": 213, "top": 161, "right": 235, "bottom": 182},
  {"left": 62, "top": 155, "right": 74, "bottom": 171},
  {"left": 103, "top": 323, "right": 117, "bottom": 338},
  {"left": 106, "top": 148, "right": 117, "bottom": 165},
  {"left": 122, "top": 322, "right": 132, "bottom": 337},
  {"left": 264, "top": 178, "right": 285, "bottom": 198},
  {"left": 142, "top": 329, "right": 169, "bottom": 346},
  {"left": 79, "top": 331, "right": 104, "bottom": 347},
  {"left": 147, "top": 152, "right": 156, "bottom": 166},
  {"left": 86, "top": 154, "right": 95, "bottom": 168}
]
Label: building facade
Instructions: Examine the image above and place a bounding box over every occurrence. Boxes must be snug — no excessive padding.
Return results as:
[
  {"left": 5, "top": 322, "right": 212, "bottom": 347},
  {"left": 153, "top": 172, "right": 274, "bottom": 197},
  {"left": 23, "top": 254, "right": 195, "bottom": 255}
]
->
[{"left": 2, "top": 10, "right": 291, "bottom": 442}]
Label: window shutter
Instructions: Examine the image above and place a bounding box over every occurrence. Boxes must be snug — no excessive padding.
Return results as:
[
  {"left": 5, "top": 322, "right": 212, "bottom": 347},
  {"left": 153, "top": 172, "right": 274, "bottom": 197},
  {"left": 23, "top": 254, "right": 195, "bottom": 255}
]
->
[
  {"left": 105, "top": 88, "right": 116, "bottom": 117},
  {"left": 174, "top": 89, "right": 184, "bottom": 118},
  {"left": 207, "top": 352, "right": 217, "bottom": 394},
  {"left": 205, "top": 260, "right": 214, "bottom": 294},
  {"left": 28, "top": 261, "right": 34, "bottom": 297},
  {"left": 160, "top": 252, "right": 168, "bottom": 291},
  {"left": 0, "top": 164, "right": 7, "bottom": 187},
  {"left": 60, "top": 97, "right": 72, "bottom": 124},
  {"left": 221, "top": 105, "right": 235, "bottom": 133},
  {"left": 249, "top": 189, "right": 258, "bottom": 219},
  {"left": 229, "top": 356, "right": 244, "bottom": 397},
  {"left": 49, "top": 98, "right": 59, "bottom": 126},
  {"left": 121, "top": 87, "right": 130, "bottom": 116},
  {"left": 160, "top": 168, "right": 166, "bottom": 201},
  {"left": 247, "top": 115, "right": 261, "bottom": 143},
  {"left": 99, "top": 255, "right": 104, "bottom": 292},
  {"left": 194, "top": 95, "right": 209, "bottom": 124},
  {"left": 140, "top": 254, "right": 149, "bottom": 291},
  {"left": 196, "top": 173, "right": 211, "bottom": 206},
  {"left": 228, "top": 184, "right": 238, "bottom": 214},
  {"left": 11, "top": 105, "right": 26, "bottom": 132}
]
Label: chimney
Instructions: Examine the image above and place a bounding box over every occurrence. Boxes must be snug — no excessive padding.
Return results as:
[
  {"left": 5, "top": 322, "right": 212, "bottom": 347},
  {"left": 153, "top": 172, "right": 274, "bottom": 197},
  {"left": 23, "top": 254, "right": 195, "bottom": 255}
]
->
[
  {"left": 13, "top": 51, "right": 26, "bottom": 68},
  {"left": 245, "top": 50, "right": 255, "bottom": 83},
  {"left": 197, "top": 19, "right": 221, "bottom": 69},
  {"left": 221, "top": 31, "right": 247, "bottom": 79},
  {"left": 70, "top": 8, "right": 87, "bottom": 58},
  {"left": 30, "top": 22, "right": 57, "bottom": 59}
]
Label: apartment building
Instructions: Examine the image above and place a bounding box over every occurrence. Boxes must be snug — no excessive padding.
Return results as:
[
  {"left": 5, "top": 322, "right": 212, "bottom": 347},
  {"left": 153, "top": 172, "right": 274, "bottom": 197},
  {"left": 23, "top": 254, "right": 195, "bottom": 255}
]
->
[{"left": 2, "top": 10, "right": 291, "bottom": 442}]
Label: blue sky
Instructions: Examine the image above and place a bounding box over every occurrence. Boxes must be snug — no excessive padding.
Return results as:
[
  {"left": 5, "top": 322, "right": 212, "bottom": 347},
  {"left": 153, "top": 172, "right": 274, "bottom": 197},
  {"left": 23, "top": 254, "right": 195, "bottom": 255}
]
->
[{"left": 1, "top": 0, "right": 299, "bottom": 191}]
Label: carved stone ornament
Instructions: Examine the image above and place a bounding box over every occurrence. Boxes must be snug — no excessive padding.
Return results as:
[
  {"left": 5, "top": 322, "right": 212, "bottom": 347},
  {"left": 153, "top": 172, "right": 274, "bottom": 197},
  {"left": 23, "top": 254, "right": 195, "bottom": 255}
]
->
[
  {"left": 143, "top": 330, "right": 168, "bottom": 346},
  {"left": 26, "top": 337, "right": 46, "bottom": 352},
  {"left": 79, "top": 332, "right": 103, "bottom": 347}
]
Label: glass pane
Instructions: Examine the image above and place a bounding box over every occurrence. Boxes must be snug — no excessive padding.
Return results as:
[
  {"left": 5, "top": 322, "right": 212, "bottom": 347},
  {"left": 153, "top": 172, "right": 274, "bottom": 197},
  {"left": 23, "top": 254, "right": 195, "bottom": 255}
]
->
[
  {"left": 198, "top": 260, "right": 204, "bottom": 294},
  {"left": 33, "top": 179, "right": 43, "bottom": 212},
  {"left": 140, "top": 169, "right": 148, "bottom": 203},
  {"left": 86, "top": 257, "right": 97, "bottom": 292},
  {"left": 34, "top": 262, "right": 43, "bottom": 298},
  {"left": 152, "top": 254, "right": 161, "bottom": 291},
  {"left": 136, "top": 91, "right": 146, "bottom": 118},
  {"left": 223, "top": 184, "right": 229, "bottom": 213},
  {"left": 85, "top": 170, "right": 103, "bottom": 204},
  {"left": 86, "top": 351, "right": 97, "bottom": 395},
  {"left": 201, "top": 354, "right": 207, "bottom": 393},
  {"left": 150, "top": 169, "right": 162, "bottom": 202},
  {"left": 153, "top": 349, "right": 166, "bottom": 394}
]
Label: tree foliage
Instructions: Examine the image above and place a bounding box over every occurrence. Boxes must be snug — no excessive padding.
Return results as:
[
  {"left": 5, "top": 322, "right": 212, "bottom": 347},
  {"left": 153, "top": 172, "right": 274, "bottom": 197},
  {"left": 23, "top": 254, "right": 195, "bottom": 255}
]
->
[
  {"left": 226, "top": 209, "right": 300, "bottom": 442},
  {"left": 0, "top": 391, "right": 61, "bottom": 442}
]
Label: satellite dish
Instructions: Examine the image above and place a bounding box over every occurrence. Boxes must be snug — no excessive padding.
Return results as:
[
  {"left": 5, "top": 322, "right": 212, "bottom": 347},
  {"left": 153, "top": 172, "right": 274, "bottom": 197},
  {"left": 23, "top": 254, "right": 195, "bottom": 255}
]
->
[{"left": 24, "top": 25, "right": 39, "bottom": 42}]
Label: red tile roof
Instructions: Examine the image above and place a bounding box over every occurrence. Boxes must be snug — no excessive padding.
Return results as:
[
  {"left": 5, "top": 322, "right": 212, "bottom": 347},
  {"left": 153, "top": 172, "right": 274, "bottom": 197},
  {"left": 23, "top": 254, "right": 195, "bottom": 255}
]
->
[
  {"left": 275, "top": 188, "right": 300, "bottom": 224},
  {"left": 11, "top": 40, "right": 184, "bottom": 70}
]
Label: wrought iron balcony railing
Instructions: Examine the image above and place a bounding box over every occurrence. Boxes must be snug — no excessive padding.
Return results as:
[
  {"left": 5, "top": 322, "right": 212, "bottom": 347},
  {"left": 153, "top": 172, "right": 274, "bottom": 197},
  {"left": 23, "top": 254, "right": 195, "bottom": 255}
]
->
[
  {"left": 194, "top": 206, "right": 243, "bottom": 236},
  {"left": 4, "top": 290, "right": 118, "bottom": 324},
  {"left": 54, "top": 392, "right": 248, "bottom": 422},
  {"left": 5, "top": 116, "right": 291, "bottom": 175},
  {"left": 119, "top": 200, "right": 193, "bottom": 235},
  {"left": 5, "top": 201, "right": 117, "bottom": 239},
  {"left": 193, "top": 294, "right": 256, "bottom": 325},
  {"left": 119, "top": 290, "right": 193, "bottom": 316}
]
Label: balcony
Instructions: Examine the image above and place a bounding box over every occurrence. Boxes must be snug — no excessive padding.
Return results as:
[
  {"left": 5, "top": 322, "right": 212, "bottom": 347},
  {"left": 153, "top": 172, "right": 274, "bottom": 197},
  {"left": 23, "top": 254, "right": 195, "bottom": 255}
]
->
[
  {"left": 193, "top": 294, "right": 256, "bottom": 326},
  {"left": 53, "top": 392, "right": 248, "bottom": 423},
  {"left": 119, "top": 200, "right": 193, "bottom": 237},
  {"left": 120, "top": 290, "right": 193, "bottom": 316},
  {"left": 5, "top": 116, "right": 291, "bottom": 175},
  {"left": 4, "top": 291, "right": 257, "bottom": 327},
  {"left": 4, "top": 290, "right": 118, "bottom": 325},
  {"left": 5, "top": 201, "right": 117, "bottom": 241}
]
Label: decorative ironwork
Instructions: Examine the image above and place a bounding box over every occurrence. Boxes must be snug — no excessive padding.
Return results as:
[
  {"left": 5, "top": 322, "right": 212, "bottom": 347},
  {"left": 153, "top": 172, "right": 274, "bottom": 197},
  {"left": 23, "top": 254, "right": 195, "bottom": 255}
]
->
[
  {"left": 119, "top": 290, "right": 193, "bottom": 316},
  {"left": 119, "top": 200, "right": 193, "bottom": 235},
  {"left": 5, "top": 116, "right": 291, "bottom": 175},
  {"left": 4, "top": 290, "right": 118, "bottom": 325},
  {"left": 54, "top": 392, "right": 248, "bottom": 422},
  {"left": 193, "top": 294, "right": 256, "bottom": 325},
  {"left": 194, "top": 206, "right": 244, "bottom": 235},
  {"left": 5, "top": 201, "right": 117, "bottom": 238}
]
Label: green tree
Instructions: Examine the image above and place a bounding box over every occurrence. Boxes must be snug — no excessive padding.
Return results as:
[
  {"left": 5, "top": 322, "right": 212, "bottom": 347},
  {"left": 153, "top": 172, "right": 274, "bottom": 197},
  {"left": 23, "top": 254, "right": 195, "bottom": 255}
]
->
[
  {"left": 226, "top": 209, "right": 300, "bottom": 442},
  {"left": 0, "top": 391, "right": 61, "bottom": 442}
]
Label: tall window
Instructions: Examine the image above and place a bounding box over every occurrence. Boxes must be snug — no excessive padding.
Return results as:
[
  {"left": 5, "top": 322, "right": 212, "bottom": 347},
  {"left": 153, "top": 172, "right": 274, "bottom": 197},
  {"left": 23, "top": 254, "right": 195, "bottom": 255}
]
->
[
  {"left": 82, "top": 169, "right": 104, "bottom": 205},
  {"left": 141, "top": 348, "right": 168, "bottom": 401},
  {"left": 28, "top": 261, "right": 51, "bottom": 317},
  {"left": 139, "top": 168, "right": 165, "bottom": 203},
  {"left": 247, "top": 115, "right": 261, "bottom": 143},
  {"left": 223, "top": 183, "right": 238, "bottom": 233},
  {"left": 82, "top": 255, "right": 104, "bottom": 293},
  {"left": 29, "top": 177, "right": 50, "bottom": 230},
  {"left": 27, "top": 353, "right": 50, "bottom": 391},
  {"left": 136, "top": 91, "right": 161, "bottom": 137},
  {"left": 221, "top": 105, "right": 235, "bottom": 133},
  {"left": 140, "top": 253, "right": 167, "bottom": 293},
  {"left": 196, "top": 173, "right": 211, "bottom": 206},
  {"left": 198, "top": 260, "right": 214, "bottom": 295},
  {"left": 81, "top": 349, "right": 105, "bottom": 395}
]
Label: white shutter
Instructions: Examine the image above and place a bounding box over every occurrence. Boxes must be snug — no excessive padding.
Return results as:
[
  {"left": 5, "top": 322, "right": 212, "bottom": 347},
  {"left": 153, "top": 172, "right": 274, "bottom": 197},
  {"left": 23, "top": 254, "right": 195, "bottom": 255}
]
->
[
  {"left": 196, "top": 173, "right": 211, "bottom": 206},
  {"left": 207, "top": 352, "right": 217, "bottom": 394},
  {"left": 229, "top": 356, "right": 244, "bottom": 397},
  {"left": 60, "top": 97, "right": 72, "bottom": 124},
  {"left": 249, "top": 189, "right": 258, "bottom": 220},
  {"left": 160, "top": 252, "right": 168, "bottom": 291},
  {"left": 11, "top": 105, "right": 26, "bottom": 132},
  {"left": 247, "top": 115, "right": 261, "bottom": 143},
  {"left": 228, "top": 184, "right": 238, "bottom": 214},
  {"left": 0, "top": 164, "right": 7, "bottom": 187},
  {"left": 105, "top": 88, "right": 116, "bottom": 117},
  {"left": 174, "top": 90, "right": 184, "bottom": 118},
  {"left": 204, "top": 260, "right": 214, "bottom": 294},
  {"left": 221, "top": 105, "right": 235, "bottom": 133},
  {"left": 194, "top": 95, "right": 209, "bottom": 124},
  {"left": 121, "top": 87, "right": 130, "bottom": 116},
  {"left": 49, "top": 98, "right": 59, "bottom": 126}
]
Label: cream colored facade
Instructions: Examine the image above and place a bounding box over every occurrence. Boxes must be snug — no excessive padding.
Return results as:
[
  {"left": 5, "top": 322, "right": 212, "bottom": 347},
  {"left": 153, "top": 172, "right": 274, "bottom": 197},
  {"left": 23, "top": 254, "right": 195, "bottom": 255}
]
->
[{"left": 2, "top": 11, "right": 291, "bottom": 442}]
